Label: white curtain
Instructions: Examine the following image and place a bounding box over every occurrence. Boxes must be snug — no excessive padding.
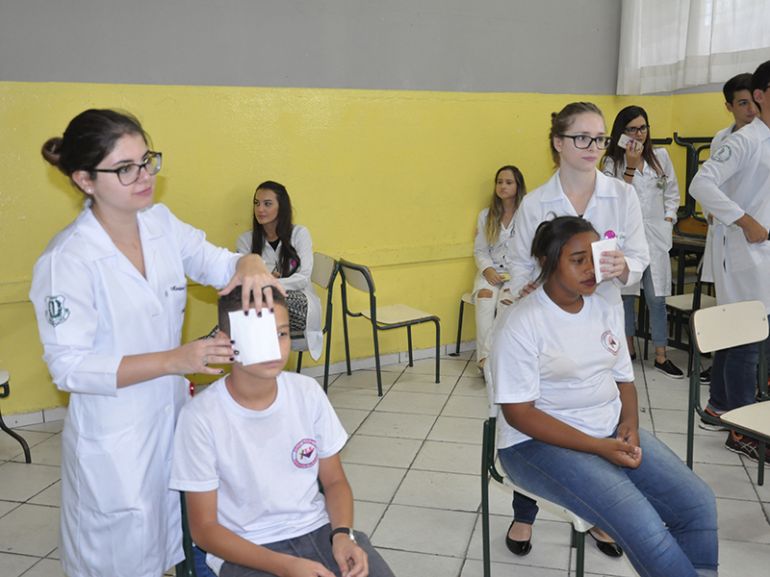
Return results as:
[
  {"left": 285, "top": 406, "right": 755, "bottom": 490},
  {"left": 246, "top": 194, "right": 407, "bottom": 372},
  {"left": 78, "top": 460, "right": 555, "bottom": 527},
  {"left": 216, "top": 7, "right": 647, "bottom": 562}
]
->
[{"left": 618, "top": 0, "right": 770, "bottom": 94}]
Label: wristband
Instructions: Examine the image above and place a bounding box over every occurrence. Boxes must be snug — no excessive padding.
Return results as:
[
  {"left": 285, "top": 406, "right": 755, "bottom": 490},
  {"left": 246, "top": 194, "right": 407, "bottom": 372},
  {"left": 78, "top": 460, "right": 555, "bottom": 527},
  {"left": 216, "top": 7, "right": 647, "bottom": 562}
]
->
[
  {"left": 624, "top": 169, "right": 635, "bottom": 177},
  {"left": 330, "top": 527, "right": 356, "bottom": 544}
]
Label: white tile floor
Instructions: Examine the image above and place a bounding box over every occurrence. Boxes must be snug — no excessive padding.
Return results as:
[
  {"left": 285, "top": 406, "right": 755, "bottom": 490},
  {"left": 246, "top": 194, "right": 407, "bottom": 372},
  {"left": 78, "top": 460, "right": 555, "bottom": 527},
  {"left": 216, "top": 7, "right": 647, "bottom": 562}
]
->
[{"left": 1, "top": 344, "right": 769, "bottom": 577}]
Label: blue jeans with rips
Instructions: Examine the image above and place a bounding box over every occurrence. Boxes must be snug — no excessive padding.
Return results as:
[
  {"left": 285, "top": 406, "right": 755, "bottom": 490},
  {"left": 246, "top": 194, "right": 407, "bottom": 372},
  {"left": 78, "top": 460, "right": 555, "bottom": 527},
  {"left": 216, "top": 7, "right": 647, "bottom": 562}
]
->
[{"left": 499, "top": 428, "right": 718, "bottom": 577}]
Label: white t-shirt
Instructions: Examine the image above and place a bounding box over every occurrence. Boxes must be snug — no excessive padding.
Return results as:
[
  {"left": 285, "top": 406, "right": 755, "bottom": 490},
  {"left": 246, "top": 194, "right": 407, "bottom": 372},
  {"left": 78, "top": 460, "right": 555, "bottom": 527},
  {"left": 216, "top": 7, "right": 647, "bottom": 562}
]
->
[
  {"left": 170, "top": 372, "right": 348, "bottom": 547},
  {"left": 491, "top": 287, "right": 634, "bottom": 449}
]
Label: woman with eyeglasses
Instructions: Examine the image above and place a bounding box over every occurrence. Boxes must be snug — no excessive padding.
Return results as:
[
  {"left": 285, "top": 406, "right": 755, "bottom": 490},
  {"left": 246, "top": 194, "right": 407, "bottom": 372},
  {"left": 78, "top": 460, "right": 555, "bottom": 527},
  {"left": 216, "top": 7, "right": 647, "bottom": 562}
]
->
[
  {"left": 236, "top": 181, "right": 323, "bottom": 360},
  {"left": 601, "top": 106, "right": 683, "bottom": 379},
  {"left": 30, "top": 109, "right": 281, "bottom": 577},
  {"left": 501, "top": 102, "right": 649, "bottom": 558}
]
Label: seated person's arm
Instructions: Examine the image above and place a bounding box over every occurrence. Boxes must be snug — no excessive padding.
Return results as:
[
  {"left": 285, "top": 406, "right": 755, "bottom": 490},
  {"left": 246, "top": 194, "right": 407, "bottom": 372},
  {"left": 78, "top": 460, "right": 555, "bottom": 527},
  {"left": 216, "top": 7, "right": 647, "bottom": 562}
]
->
[
  {"left": 501, "top": 400, "right": 640, "bottom": 469},
  {"left": 318, "top": 454, "right": 369, "bottom": 577},
  {"left": 616, "top": 381, "right": 640, "bottom": 448},
  {"left": 185, "top": 490, "right": 335, "bottom": 577}
]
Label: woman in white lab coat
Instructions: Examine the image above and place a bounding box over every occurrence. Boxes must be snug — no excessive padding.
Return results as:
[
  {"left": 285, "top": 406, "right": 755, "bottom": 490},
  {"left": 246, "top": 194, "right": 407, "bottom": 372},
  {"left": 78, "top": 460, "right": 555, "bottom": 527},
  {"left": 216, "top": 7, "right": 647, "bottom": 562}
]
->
[
  {"left": 472, "top": 165, "right": 526, "bottom": 368},
  {"left": 602, "top": 106, "right": 683, "bottom": 379},
  {"left": 503, "top": 101, "right": 648, "bottom": 558},
  {"left": 236, "top": 181, "right": 323, "bottom": 360},
  {"left": 29, "top": 109, "right": 280, "bottom": 577}
]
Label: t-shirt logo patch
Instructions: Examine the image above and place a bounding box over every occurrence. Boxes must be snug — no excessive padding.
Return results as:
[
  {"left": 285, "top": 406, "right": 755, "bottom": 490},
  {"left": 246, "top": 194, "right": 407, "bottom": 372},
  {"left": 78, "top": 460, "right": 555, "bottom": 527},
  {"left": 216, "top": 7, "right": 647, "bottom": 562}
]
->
[
  {"left": 292, "top": 438, "right": 318, "bottom": 468},
  {"left": 601, "top": 330, "right": 620, "bottom": 356},
  {"left": 45, "top": 295, "right": 70, "bottom": 327}
]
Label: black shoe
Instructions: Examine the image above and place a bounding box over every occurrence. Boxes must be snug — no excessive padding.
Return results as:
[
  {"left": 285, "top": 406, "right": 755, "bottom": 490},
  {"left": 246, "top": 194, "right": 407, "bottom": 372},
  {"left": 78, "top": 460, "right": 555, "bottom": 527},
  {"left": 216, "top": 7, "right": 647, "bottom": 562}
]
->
[
  {"left": 699, "top": 366, "right": 711, "bottom": 384},
  {"left": 654, "top": 359, "right": 684, "bottom": 379},
  {"left": 505, "top": 521, "right": 532, "bottom": 556},
  {"left": 630, "top": 352, "right": 637, "bottom": 361},
  {"left": 588, "top": 529, "right": 624, "bottom": 558}
]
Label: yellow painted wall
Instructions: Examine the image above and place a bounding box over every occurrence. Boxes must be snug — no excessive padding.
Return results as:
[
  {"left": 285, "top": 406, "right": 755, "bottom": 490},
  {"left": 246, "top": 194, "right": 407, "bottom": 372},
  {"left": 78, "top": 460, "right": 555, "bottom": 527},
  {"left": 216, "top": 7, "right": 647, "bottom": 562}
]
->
[{"left": 0, "top": 81, "right": 730, "bottom": 414}]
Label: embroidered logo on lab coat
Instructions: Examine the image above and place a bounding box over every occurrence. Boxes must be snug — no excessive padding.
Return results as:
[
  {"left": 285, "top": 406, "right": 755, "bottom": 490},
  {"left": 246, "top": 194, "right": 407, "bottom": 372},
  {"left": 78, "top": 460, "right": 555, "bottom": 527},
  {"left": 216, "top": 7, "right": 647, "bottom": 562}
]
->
[
  {"left": 45, "top": 296, "right": 70, "bottom": 327},
  {"left": 712, "top": 145, "right": 732, "bottom": 162},
  {"left": 292, "top": 438, "right": 318, "bottom": 468},
  {"left": 601, "top": 330, "right": 620, "bottom": 355}
]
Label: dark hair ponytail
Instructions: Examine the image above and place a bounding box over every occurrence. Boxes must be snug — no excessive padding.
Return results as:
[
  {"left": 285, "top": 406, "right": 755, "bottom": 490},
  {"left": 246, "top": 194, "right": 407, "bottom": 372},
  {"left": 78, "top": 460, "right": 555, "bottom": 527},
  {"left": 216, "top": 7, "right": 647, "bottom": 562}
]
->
[{"left": 531, "top": 216, "right": 598, "bottom": 283}]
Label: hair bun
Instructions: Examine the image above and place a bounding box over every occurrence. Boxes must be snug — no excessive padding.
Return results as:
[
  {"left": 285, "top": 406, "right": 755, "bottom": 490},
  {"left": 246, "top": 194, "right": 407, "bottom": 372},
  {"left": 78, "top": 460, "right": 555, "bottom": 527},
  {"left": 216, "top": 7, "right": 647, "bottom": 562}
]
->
[{"left": 41, "top": 137, "right": 63, "bottom": 167}]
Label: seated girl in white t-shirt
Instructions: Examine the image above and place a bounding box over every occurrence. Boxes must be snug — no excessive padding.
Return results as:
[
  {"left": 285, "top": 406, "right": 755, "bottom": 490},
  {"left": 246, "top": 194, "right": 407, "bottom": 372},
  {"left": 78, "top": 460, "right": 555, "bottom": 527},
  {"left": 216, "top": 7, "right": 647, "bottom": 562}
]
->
[
  {"left": 490, "top": 216, "right": 718, "bottom": 577},
  {"left": 170, "top": 287, "right": 394, "bottom": 577}
]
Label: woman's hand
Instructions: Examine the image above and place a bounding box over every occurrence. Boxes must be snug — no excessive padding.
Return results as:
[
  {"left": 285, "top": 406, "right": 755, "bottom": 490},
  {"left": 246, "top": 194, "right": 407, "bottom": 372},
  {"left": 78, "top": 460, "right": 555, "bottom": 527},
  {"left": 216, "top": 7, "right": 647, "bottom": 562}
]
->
[
  {"left": 482, "top": 267, "right": 504, "bottom": 286},
  {"left": 599, "top": 249, "right": 629, "bottom": 283},
  {"left": 332, "top": 537, "right": 369, "bottom": 577},
  {"left": 517, "top": 281, "right": 538, "bottom": 299},
  {"left": 624, "top": 139, "right": 643, "bottom": 170},
  {"left": 596, "top": 437, "right": 642, "bottom": 469},
  {"left": 219, "top": 254, "right": 286, "bottom": 311},
  {"left": 167, "top": 331, "right": 235, "bottom": 376}
]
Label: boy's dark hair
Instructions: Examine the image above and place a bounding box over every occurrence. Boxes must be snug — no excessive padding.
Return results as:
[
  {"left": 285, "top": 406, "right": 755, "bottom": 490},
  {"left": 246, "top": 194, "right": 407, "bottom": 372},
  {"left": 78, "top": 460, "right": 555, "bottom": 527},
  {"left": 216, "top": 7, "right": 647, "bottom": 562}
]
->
[
  {"left": 217, "top": 286, "right": 287, "bottom": 335},
  {"left": 531, "top": 216, "right": 599, "bottom": 284},
  {"left": 723, "top": 73, "right": 753, "bottom": 103}
]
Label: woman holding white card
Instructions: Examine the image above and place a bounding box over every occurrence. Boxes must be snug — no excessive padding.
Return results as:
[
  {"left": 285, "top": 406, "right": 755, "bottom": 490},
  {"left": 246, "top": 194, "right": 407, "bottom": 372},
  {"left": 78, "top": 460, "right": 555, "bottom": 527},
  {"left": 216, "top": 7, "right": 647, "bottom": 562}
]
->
[
  {"left": 29, "top": 109, "right": 280, "bottom": 577},
  {"left": 503, "top": 101, "right": 649, "bottom": 557},
  {"left": 602, "top": 106, "right": 682, "bottom": 378}
]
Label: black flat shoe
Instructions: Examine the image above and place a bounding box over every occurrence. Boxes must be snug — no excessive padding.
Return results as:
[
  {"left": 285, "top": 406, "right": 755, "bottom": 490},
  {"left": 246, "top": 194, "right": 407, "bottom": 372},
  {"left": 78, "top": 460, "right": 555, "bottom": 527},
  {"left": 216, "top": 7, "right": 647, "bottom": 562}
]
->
[
  {"left": 588, "top": 529, "right": 623, "bottom": 558},
  {"left": 505, "top": 521, "right": 532, "bottom": 556}
]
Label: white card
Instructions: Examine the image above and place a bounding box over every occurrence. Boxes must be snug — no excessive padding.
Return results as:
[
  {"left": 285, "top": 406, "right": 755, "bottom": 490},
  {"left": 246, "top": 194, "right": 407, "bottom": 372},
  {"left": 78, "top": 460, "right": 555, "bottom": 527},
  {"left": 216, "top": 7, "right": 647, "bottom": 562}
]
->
[
  {"left": 591, "top": 237, "right": 617, "bottom": 283},
  {"left": 227, "top": 308, "right": 282, "bottom": 366},
  {"left": 618, "top": 133, "right": 633, "bottom": 149}
]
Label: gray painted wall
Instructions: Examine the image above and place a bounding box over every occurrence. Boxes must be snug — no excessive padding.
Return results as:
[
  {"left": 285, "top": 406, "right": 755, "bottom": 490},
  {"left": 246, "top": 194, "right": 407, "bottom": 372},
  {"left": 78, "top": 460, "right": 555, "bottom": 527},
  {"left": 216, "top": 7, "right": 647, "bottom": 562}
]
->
[{"left": 0, "top": 0, "right": 621, "bottom": 94}]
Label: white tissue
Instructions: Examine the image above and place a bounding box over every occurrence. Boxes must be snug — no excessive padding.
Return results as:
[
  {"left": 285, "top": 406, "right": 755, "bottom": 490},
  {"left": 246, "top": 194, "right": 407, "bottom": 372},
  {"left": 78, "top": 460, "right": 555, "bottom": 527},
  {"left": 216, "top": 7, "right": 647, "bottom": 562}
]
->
[
  {"left": 227, "top": 308, "right": 282, "bottom": 366},
  {"left": 591, "top": 238, "right": 617, "bottom": 283}
]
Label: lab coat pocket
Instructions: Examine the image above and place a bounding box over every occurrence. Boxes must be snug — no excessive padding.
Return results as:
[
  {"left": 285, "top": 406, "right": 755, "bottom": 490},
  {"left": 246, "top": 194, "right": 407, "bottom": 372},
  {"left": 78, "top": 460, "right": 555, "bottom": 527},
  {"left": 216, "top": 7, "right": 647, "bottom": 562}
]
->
[
  {"left": 724, "top": 227, "right": 755, "bottom": 273},
  {"left": 75, "top": 425, "right": 147, "bottom": 570}
]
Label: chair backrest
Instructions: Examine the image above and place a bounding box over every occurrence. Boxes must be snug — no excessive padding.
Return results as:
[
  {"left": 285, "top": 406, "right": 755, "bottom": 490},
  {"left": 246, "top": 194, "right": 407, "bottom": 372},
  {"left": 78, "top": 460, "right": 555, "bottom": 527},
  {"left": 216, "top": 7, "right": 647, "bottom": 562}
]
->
[
  {"left": 691, "top": 300, "right": 768, "bottom": 354},
  {"left": 338, "top": 259, "right": 375, "bottom": 294},
  {"left": 311, "top": 252, "right": 338, "bottom": 290}
]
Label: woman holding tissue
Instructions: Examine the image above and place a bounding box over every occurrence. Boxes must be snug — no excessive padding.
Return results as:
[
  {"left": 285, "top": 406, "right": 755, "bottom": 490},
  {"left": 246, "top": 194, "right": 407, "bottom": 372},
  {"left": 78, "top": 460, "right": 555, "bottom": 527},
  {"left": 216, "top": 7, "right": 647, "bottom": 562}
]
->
[
  {"left": 502, "top": 102, "right": 649, "bottom": 557},
  {"left": 236, "top": 180, "right": 323, "bottom": 361},
  {"left": 472, "top": 165, "right": 526, "bottom": 369},
  {"left": 491, "top": 216, "right": 718, "bottom": 577},
  {"left": 29, "top": 109, "right": 280, "bottom": 577},
  {"left": 602, "top": 106, "right": 683, "bottom": 378}
]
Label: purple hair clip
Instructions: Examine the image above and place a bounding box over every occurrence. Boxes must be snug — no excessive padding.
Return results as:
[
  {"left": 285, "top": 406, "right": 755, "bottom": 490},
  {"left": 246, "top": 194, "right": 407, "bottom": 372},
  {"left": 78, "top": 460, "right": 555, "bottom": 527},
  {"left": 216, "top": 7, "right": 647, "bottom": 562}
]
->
[{"left": 603, "top": 230, "right": 616, "bottom": 240}]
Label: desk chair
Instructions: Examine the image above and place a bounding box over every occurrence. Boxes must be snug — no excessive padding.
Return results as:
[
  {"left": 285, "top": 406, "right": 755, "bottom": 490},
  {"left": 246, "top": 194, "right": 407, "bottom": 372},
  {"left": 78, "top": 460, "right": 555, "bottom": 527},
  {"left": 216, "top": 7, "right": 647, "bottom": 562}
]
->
[
  {"left": 481, "top": 373, "right": 591, "bottom": 577},
  {"left": 663, "top": 261, "right": 716, "bottom": 375},
  {"left": 338, "top": 259, "right": 440, "bottom": 396},
  {"left": 0, "top": 369, "right": 31, "bottom": 463},
  {"left": 481, "top": 415, "right": 591, "bottom": 577},
  {"left": 686, "top": 300, "right": 769, "bottom": 481},
  {"left": 449, "top": 292, "right": 474, "bottom": 356},
  {"left": 292, "top": 253, "right": 339, "bottom": 392}
]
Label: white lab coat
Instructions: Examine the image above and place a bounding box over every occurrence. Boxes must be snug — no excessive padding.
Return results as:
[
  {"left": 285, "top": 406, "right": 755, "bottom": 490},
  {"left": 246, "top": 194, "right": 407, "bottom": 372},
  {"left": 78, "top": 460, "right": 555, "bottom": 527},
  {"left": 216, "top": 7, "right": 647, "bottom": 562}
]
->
[
  {"left": 690, "top": 117, "right": 770, "bottom": 312},
  {"left": 701, "top": 124, "right": 736, "bottom": 283},
  {"left": 602, "top": 148, "right": 679, "bottom": 297},
  {"left": 236, "top": 225, "right": 322, "bottom": 359},
  {"left": 509, "top": 169, "right": 650, "bottom": 306},
  {"left": 29, "top": 203, "right": 240, "bottom": 577}
]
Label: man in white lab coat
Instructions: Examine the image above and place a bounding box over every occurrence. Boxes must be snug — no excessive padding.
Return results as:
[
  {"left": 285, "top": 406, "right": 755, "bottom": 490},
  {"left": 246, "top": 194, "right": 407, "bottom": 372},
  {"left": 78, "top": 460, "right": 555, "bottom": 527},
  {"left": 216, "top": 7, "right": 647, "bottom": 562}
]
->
[{"left": 690, "top": 61, "right": 770, "bottom": 462}]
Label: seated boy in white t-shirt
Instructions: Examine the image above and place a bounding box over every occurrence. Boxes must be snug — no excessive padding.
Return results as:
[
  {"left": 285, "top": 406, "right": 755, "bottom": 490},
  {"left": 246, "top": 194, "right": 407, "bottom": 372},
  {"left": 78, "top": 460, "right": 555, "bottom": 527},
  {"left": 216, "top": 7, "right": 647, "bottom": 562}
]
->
[{"left": 170, "top": 287, "right": 394, "bottom": 577}]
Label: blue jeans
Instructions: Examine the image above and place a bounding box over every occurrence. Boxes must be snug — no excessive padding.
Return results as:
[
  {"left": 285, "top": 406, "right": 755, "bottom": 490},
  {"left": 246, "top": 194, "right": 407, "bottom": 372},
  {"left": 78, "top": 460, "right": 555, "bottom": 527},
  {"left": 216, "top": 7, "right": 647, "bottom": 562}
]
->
[
  {"left": 499, "top": 429, "right": 718, "bottom": 577},
  {"left": 623, "top": 267, "right": 668, "bottom": 348},
  {"left": 708, "top": 320, "right": 769, "bottom": 412}
]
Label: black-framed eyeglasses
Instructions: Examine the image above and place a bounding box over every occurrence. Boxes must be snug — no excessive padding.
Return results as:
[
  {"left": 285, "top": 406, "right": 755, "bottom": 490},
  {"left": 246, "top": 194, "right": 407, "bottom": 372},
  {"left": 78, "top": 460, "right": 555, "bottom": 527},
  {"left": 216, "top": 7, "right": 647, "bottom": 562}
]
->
[
  {"left": 624, "top": 124, "right": 649, "bottom": 135},
  {"left": 92, "top": 151, "right": 162, "bottom": 186},
  {"left": 559, "top": 134, "right": 611, "bottom": 150}
]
